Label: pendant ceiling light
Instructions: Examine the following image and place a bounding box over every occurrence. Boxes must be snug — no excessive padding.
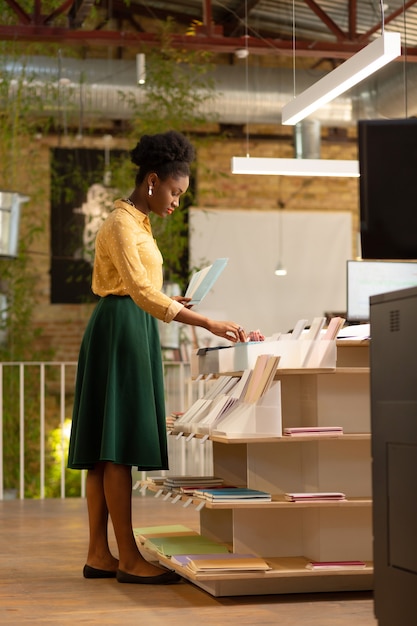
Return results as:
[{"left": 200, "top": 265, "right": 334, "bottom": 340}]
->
[
  {"left": 136, "top": 53, "right": 146, "bottom": 85},
  {"left": 231, "top": 157, "right": 359, "bottom": 177},
  {"left": 282, "top": 32, "right": 401, "bottom": 126}
]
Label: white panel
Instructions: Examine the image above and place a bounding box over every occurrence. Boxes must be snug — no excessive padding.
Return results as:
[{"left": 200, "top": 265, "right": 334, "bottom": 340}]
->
[
  {"left": 232, "top": 508, "right": 305, "bottom": 556},
  {"left": 316, "top": 374, "right": 370, "bottom": 432},
  {"left": 189, "top": 209, "right": 351, "bottom": 341},
  {"left": 303, "top": 508, "right": 373, "bottom": 562}
]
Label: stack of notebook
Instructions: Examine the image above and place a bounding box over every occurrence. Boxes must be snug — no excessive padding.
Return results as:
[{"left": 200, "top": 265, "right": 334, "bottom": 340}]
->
[
  {"left": 283, "top": 426, "right": 343, "bottom": 437},
  {"left": 306, "top": 560, "right": 366, "bottom": 570},
  {"left": 171, "top": 553, "right": 271, "bottom": 573},
  {"left": 163, "top": 476, "right": 224, "bottom": 492},
  {"left": 193, "top": 487, "right": 272, "bottom": 503},
  {"left": 285, "top": 492, "right": 346, "bottom": 502}
]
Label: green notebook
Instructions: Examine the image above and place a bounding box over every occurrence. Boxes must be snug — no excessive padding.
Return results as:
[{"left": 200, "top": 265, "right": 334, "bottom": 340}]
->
[
  {"left": 134, "top": 524, "right": 197, "bottom": 543},
  {"left": 144, "top": 534, "right": 229, "bottom": 557}
]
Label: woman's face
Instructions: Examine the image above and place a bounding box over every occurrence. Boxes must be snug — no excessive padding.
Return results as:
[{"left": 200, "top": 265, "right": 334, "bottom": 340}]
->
[{"left": 148, "top": 174, "right": 189, "bottom": 218}]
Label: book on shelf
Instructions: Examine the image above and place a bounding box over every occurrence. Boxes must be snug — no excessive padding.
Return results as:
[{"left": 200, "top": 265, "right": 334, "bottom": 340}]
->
[
  {"left": 203, "top": 376, "right": 239, "bottom": 401},
  {"left": 172, "top": 376, "right": 240, "bottom": 432},
  {"left": 171, "top": 553, "right": 272, "bottom": 573},
  {"left": 143, "top": 534, "right": 230, "bottom": 557},
  {"left": 290, "top": 318, "right": 309, "bottom": 339},
  {"left": 163, "top": 476, "right": 224, "bottom": 489},
  {"left": 299, "top": 317, "right": 326, "bottom": 366},
  {"left": 177, "top": 484, "right": 234, "bottom": 495},
  {"left": 283, "top": 426, "right": 343, "bottom": 437},
  {"left": 134, "top": 524, "right": 197, "bottom": 543},
  {"left": 196, "top": 395, "right": 240, "bottom": 433},
  {"left": 300, "top": 317, "right": 326, "bottom": 341},
  {"left": 306, "top": 560, "right": 366, "bottom": 570},
  {"left": 195, "top": 371, "right": 255, "bottom": 434},
  {"left": 184, "top": 258, "right": 228, "bottom": 306},
  {"left": 187, "top": 558, "right": 271, "bottom": 573},
  {"left": 193, "top": 487, "right": 272, "bottom": 502},
  {"left": 243, "top": 354, "right": 280, "bottom": 404},
  {"left": 321, "top": 316, "right": 346, "bottom": 340},
  {"left": 285, "top": 492, "right": 346, "bottom": 502},
  {"left": 229, "top": 369, "right": 252, "bottom": 399},
  {"left": 144, "top": 476, "right": 166, "bottom": 486}
]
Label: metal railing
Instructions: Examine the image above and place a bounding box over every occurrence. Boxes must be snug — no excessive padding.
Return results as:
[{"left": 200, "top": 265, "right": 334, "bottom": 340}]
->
[{"left": 0, "top": 361, "right": 213, "bottom": 500}]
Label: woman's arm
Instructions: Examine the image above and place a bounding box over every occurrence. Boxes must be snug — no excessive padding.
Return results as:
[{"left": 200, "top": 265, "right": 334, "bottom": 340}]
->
[{"left": 173, "top": 306, "right": 246, "bottom": 343}]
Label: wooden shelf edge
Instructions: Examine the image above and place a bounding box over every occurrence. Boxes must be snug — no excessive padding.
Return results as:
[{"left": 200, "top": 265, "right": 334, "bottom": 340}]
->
[
  {"left": 191, "top": 365, "right": 370, "bottom": 381},
  {"left": 202, "top": 497, "right": 372, "bottom": 510},
  {"left": 141, "top": 483, "right": 371, "bottom": 510},
  {"left": 153, "top": 553, "right": 374, "bottom": 584},
  {"left": 169, "top": 431, "right": 371, "bottom": 444}
]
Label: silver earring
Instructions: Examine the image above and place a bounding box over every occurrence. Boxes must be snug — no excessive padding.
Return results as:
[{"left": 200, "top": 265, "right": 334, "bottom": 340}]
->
[{"left": 148, "top": 186, "right": 153, "bottom": 196}]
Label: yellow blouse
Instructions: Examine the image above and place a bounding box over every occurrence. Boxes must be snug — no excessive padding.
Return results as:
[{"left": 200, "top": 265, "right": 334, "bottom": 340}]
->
[{"left": 92, "top": 199, "right": 183, "bottom": 323}]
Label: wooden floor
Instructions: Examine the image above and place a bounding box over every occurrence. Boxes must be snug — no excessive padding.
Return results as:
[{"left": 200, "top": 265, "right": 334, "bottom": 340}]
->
[{"left": 0, "top": 492, "right": 378, "bottom": 625}]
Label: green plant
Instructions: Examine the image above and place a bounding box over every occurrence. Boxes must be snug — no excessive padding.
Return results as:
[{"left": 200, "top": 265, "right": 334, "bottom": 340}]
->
[
  {"left": 0, "top": 14, "right": 220, "bottom": 495},
  {"left": 0, "top": 56, "right": 57, "bottom": 497},
  {"left": 127, "top": 19, "right": 217, "bottom": 135},
  {"left": 46, "top": 418, "right": 81, "bottom": 497},
  {"left": 118, "top": 17, "right": 218, "bottom": 288}
]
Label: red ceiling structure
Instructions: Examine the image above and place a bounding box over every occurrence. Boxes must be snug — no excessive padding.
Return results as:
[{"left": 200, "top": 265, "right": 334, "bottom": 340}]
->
[{"left": 2, "top": 0, "right": 417, "bottom": 60}]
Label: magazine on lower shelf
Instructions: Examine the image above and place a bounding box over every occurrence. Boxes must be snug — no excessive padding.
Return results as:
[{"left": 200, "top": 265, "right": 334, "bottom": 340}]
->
[
  {"left": 171, "top": 553, "right": 272, "bottom": 572},
  {"left": 283, "top": 426, "right": 343, "bottom": 436},
  {"left": 143, "top": 534, "right": 230, "bottom": 557},
  {"left": 306, "top": 560, "right": 366, "bottom": 570},
  {"left": 134, "top": 524, "right": 197, "bottom": 543},
  {"left": 285, "top": 492, "right": 346, "bottom": 502}
]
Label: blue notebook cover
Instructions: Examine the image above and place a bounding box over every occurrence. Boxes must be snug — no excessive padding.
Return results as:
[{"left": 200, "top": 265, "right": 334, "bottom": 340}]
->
[
  {"left": 196, "top": 488, "right": 271, "bottom": 500},
  {"left": 185, "top": 258, "right": 228, "bottom": 305}
]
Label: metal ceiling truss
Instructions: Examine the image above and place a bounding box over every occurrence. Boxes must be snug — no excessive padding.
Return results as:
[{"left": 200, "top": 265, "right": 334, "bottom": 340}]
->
[{"left": 2, "top": 0, "right": 417, "bottom": 60}]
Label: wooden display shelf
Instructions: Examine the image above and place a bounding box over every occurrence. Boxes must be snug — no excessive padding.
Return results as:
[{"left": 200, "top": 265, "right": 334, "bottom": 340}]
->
[
  {"left": 144, "top": 551, "right": 374, "bottom": 597},
  {"left": 194, "top": 367, "right": 368, "bottom": 380},
  {"left": 142, "top": 483, "right": 371, "bottom": 510},
  {"left": 169, "top": 431, "right": 371, "bottom": 444},
  {"left": 161, "top": 342, "right": 372, "bottom": 596},
  {"left": 201, "top": 496, "right": 371, "bottom": 510}
]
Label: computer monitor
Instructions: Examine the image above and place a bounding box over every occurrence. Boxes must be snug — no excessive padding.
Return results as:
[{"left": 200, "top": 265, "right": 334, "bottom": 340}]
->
[
  {"left": 347, "top": 260, "right": 417, "bottom": 323},
  {"left": 358, "top": 118, "right": 417, "bottom": 260}
]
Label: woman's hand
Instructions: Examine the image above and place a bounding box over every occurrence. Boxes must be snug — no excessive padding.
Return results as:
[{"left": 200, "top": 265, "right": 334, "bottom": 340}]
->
[
  {"left": 248, "top": 329, "right": 265, "bottom": 342},
  {"left": 171, "top": 295, "right": 193, "bottom": 308},
  {"left": 206, "top": 320, "right": 247, "bottom": 343}
]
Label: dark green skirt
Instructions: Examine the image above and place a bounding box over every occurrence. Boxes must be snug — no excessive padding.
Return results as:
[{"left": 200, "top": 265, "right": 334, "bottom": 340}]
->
[{"left": 68, "top": 295, "right": 168, "bottom": 470}]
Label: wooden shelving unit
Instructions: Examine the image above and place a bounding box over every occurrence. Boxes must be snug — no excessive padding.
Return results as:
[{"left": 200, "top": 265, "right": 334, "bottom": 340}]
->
[{"left": 145, "top": 341, "right": 373, "bottom": 597}]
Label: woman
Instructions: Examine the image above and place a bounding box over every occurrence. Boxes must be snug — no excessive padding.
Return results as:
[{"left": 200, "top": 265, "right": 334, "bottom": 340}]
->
[{"left": 68, "top": 130, "right": 248, "bottom": 585}]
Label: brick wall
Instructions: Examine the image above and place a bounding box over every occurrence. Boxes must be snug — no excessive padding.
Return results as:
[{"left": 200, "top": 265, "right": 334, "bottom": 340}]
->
[{"left": 18, "top": 130, "right": 358, "bottom": 362}]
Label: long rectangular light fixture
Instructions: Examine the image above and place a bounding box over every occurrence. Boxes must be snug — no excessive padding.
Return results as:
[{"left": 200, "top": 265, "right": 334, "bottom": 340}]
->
[
  {"left": 282, "top": 32, "right": 401, "bottom": 126},
  {"left": 231, "top": 156, "right": 359, "bottom": 177}
]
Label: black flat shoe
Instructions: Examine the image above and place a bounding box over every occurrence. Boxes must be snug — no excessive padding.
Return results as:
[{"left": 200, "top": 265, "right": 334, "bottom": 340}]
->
[
  {"left": 83, "top": 564, "right": 117, "bottom": 579},
  {"left": 116, "top": 569, "right": 181, "bottom": 585}
]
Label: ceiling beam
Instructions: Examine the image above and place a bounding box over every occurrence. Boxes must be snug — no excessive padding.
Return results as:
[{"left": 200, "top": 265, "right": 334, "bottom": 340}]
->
[
  {"left": 222, "top": 0, "right": 262, "bottom": 37},
  {"left": 360, "top": 0, "right": 417, "bottom": 41},
  {"left": 0, "top": 24, "right": 415, "bottom": 60},
  {"left": 4, "top": 0, "right": 74, "bottom": 25},
  {"left": 3, "top": 0, "right": 417, "bottom": 62},
  {"left": 303, "top": 0, "right": 347, "bottom": 42},
  {"left": 4, "top": 0, "right": 32, "bottom": 24},
  {"left": 348, "top": 0, "right": 357, "bottom": 40}
]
